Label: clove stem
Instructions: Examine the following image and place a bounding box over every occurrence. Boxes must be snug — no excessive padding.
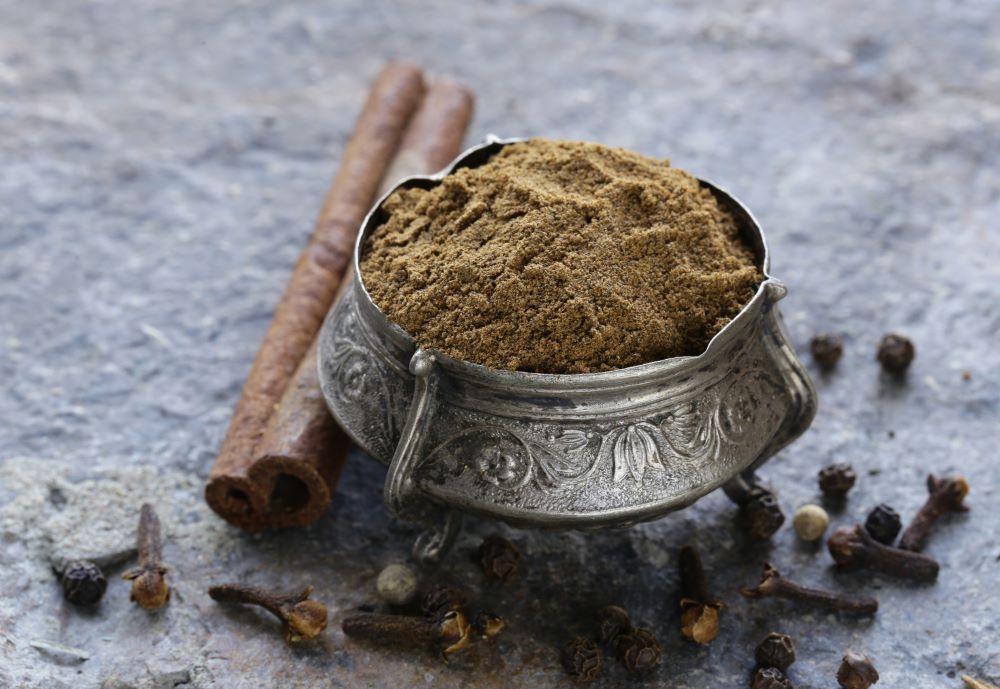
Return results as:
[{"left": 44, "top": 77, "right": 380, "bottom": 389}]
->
[
  {"left": 209, "top": 583, "right": 327, "bottom": 642},
  {"left": 828, "top": 524, "right": 939, "bottom": 581},
  {"left": 678, "top": 545, "right": 722, "bottom": 644},
  {"left": 741, "top": 563, "right": 878, "bottom": 615},
  {"left": 122, "top": 503, "right": 170, "bottom": 610},
  {"left": 899, "top": 474, "right": 969, "bottom": 552}
]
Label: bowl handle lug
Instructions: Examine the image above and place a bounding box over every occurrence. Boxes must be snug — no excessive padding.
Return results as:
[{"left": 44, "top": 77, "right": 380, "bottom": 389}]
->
[{"left": 384, "top": 349, "right": 460, "bottom": 562}]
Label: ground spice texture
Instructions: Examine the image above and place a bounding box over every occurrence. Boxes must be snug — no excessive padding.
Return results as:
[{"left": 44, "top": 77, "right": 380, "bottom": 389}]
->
[{"left": 361, "top": 139, "right": 761, "bottom": 373}]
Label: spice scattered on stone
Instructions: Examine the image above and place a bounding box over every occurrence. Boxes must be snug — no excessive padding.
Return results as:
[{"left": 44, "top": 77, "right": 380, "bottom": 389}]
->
[
  {"left": 561, "top": 636, "right": 603, "bottom": 684},
  {"left": 597, "top": 605, "right": 633, "bottom": 643},
  {"left": 755, "top": 632, "right": 796, "bottom": 671},
  {"left": 362, "top": 138, "right": 761, "bottom": 373},
  {"left": 864, "top": 504, "right": 902, "bottom": 545},
  {"left": 810, "top": 333, "right": 843, "bottom": 369},
  {"left": 422, "top": 585, "right": 466, "bottom": 616},
  {"left": 477, "top": 534, "right": 521, "bottom": 581},
  {"left": 376, "top": 563, "right": 418, "bottom": 606},
  {"left": 614, "top": 628, "right": 662, "bottom": 673},
  {"left": 753, "top": 666, "right": 794, "bottom": 689},
  {"left": 818, "top": 463, "right": 856, "bottom": 499},
  {"left": 876, "top": 333, "right": 915, "bottom": 375},
  {"left": 837, "top": 651, "right": 879, "bottom": 689},
  {"left": 744, "top": 485, "right": 785, "bottom": 539},
  {"left": 792, "top": 504, "right": 829, "bottom": 542},
  {"left": 60, "top": 560, "right": 107, "bottom": 606}
]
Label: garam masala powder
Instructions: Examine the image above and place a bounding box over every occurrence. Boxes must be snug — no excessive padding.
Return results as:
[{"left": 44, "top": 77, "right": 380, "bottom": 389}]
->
[{"left": 361, "top": 138, "right": 761, "bottom": 374}]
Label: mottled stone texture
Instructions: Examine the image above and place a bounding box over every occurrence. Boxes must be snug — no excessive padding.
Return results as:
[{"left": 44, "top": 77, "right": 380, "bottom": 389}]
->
[{"left": 1, "top": 1, "right": 998, "bottom": 687}]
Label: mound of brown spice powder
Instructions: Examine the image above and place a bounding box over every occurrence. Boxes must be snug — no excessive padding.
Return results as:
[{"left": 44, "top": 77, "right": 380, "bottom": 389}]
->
[{"left": 360, "top": 139, "right": 761, "bottom": 374}]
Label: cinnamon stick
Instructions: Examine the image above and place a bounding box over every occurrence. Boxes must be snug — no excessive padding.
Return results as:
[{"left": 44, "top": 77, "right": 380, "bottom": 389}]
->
[
  {"left": 205, "top": 63, "right": 425, "bottom": 528},
  {"left": 205, "top": 70, "right": 475, "bottom": 529}
]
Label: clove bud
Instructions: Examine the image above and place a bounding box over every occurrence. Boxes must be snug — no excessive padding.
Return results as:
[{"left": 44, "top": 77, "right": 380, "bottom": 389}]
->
[
  {"left": 898, "top": 474, "right": 969, "bottom": 552},
  {"left": 677, "top": 545, "right": 722, "bottom": 644},
  {"left": 741, "top": 563, "right": 878, "bottom": 615},
  {"left": 342, "top": 610, "right": 473, "bottom": 660},
  {"left": 122, "top": 503, "right": 169, "bottom": 610},
  {"left": 828, "top": 524, "right": 939, "bottom": 581},
  {"left": 209, "top": 583, "right": 328, "bottom": 642}
]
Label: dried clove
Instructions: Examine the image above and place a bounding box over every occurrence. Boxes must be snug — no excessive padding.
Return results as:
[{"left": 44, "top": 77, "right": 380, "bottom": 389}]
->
[
  {"left": 678, "top": 545, "right": 722, "bottom": 644},
  {"left": 422, "top": 585, "right": 466, "bottom": 617},
  {"left": 209, "top": 583, "right": 328, "bottom": 642},
  {"left": 828, "top": 524, "right": 939, "bottom": 581},
  {"left": 59, "top": 560, "right": 107, "bottom": 606},
  {"left": 478, "top": 534, "right": 520, "bottom": 581},
  {"left": 898, "top": 474, "right": 969, "bottom": 551},
  {"left": 471, "top": 611, "right": 505, "bottom": 640},
  {"left": 741, "top": 563, "right": 878, "bottom": 615},
  {"left": 561, "top": 636, "right": 603, "bottom": 684},
  {"left": 877, "top": 333, "right": 914, "bottom": 375},
  {"left": 122, "top": 503, "right": 170, "bottom": 610},
  {"left": 755, "top": 632, "right": 796, "bottom": 671},
  {"left": 596, "top": 605, "right": 633, "bottom": 643},
  {"left": 342, "top": 610, "right": 472, "bottom": 659},
  {"left": 614, "top": 628, "right": 661, "bottom": 673},
  {"left": 753, "top": 666, "right": 794, "bottom": 689},
  {"left": 744, "top": 485, "right": 785, "bottom": 540},
  {"left": 837, "top": 651, "right": 879, "bottom": 689},
  {"left": 818, "top": 463, "right": 856, "bottom": 499},
  {"left": 810, "top": 333, "right": 843, "bottom": 369},
  {"left": 864, "top": 504, "right": 902, "bottom": 545},
  {"left": 792, "top": 504, "right": 829, "bottom": 542}
]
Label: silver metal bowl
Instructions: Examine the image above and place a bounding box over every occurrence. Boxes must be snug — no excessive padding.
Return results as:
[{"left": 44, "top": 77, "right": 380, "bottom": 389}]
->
[{"left": 318, "top": 137, "right": 816, "bottom": 560}]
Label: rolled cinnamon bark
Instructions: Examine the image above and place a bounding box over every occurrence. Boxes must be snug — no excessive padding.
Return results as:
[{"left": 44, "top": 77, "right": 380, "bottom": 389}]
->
[
  {"left": 205, "top": 71, "right": 475, "bottom": 529},
  {"left": 205, "top": 63, "right": 425, "bottom": 528}
]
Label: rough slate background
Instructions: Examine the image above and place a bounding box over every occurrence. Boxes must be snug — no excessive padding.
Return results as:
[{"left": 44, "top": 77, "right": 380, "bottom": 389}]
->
[{"left": 1, "top": 1, "right": 998, "bottom": 687}]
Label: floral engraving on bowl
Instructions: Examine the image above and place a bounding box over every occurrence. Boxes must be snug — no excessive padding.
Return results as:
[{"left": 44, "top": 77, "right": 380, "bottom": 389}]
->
[
  {"left": 418, "top": 367, "right": 786, "bottom": 497},
  {"left": 609, "top": 423, "right": 666, "bottom": 483}
]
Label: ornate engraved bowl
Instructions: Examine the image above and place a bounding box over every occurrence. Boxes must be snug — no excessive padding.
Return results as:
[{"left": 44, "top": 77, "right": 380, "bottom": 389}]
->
[{"left": 317, "top": 137, "right": 816, "bottom": 560}]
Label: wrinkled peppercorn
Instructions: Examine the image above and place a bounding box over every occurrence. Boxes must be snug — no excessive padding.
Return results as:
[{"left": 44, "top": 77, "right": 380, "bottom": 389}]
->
[
  {"left": 597, "top": 605, "right": 633, "bottom": 643},
  {"left": 877, "top": 333, "right": 914, "bottom": 375},
  {"left": 837, "top": 651, "right": 879, "bottom": 689},
  {"left": 745, "top": 487, "right": 785, "bottom": 540},
  {"left": 614, "top": 628, "right": 661, "bottom": 673},
  {"left": 477, "top": 534, "right": 520, "bottom": 582},
  {"left": 810, "top": 333, "right": 843, "bottom": 369},
  {"left": 61, "top": 560, "right": 107, "bottom": 606},
  {"left": 818, "top": 463, "right": 856, "bottom": 499},
  {"left": 864, "top": 504, "right": 902, "bottom": 545},
  {"left": 422, "top": 585, "right": 466, "bottom": 617},
  {"left": 753, "top": 666, "right": 794, "bottom": 689},
  {"left": 755, "top": 632, "right": 796, "bottom": 671},
  {"left": 561, "top": 636, "right": 603, "bottom": 684}
]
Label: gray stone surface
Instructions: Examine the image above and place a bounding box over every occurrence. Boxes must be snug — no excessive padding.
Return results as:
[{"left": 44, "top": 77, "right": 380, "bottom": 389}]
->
[{"left": 1, "top": 0, "right": 998, "bottom": 687}]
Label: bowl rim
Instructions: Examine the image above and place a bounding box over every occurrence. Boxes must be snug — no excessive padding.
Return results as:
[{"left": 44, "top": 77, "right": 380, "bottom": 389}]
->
[{"left": 351, "top": 135, "right": 783, "bottom": 388}]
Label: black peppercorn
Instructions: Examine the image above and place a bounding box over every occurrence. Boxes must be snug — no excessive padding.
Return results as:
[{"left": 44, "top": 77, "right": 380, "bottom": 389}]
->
[
  {"left": 753, "top": 666, "right": 794, "bottom": 689},
  {"left": 596, "top": 605, "right": 633, "bottom": 643},
  {"left": 755, "top": 632, "right": 796, "bottom": 671},
  {"left": 561, "top": 636, "right": 603, "bottom": 684},
  {"left": 818, "top": 463, "right": 856, "bottom": 499},
  {"left": 477, "top": 534, "right": 520, "bottom": 582},
  {"left": 744, "top": 487, "right": 785, "bottom": 540},
  {"left": 864, "top": 504, "right": 902, "bottom": 545},
  {"left": 61, "top": 560, "right": 107, "bottom": 606},
  {"left": 422, "top": 585, "right": 466, "bottom": 617},
  {"left": 877, "top": 333, "right": 914, "bottom": 375},
  {"left": 614, "top": 628, "right": 661, "bottom": 673},
  {"left": 810, "top": 333, "right": 843, "bottom": 369},
  {"left": 837, "top": 651, "right": 879, "bottom": 689}
]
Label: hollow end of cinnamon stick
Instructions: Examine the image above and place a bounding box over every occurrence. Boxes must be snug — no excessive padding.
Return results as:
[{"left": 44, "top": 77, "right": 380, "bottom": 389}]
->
[{"left": 205, "top": 65, "right": 477, "bottom": 532}]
